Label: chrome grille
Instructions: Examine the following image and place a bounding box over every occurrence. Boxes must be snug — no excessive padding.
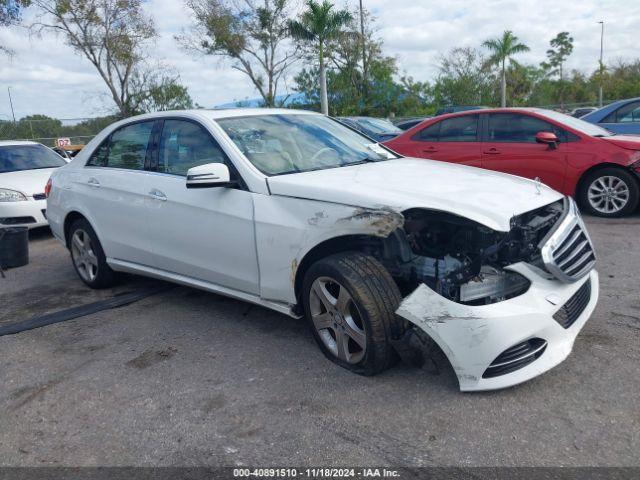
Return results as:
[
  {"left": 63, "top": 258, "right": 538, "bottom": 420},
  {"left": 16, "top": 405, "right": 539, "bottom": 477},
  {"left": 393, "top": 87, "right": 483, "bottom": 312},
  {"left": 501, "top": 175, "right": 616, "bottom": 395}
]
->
[{"left": 541, "top": 199, "right": 596, "bottom": 283}]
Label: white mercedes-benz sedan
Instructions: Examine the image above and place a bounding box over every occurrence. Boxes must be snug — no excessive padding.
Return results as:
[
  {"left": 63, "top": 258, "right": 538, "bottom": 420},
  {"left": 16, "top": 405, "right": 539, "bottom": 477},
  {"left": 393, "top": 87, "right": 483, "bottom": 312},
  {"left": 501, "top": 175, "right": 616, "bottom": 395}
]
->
[
  {"left": 1, "top": 141, "right": 67, "bottom": 228},
  {"left": 46, "top": 109, "right": 599, "bottom": 391}
]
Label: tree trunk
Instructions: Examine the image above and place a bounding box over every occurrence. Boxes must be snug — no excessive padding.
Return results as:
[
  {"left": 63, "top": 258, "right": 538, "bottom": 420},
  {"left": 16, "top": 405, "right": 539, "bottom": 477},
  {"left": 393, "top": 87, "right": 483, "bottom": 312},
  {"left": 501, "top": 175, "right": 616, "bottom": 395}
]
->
[
  {"left": 319, "top": 43, "right": 328, "bottom": 115},
  {"left": 501, "top": 60, "right": 506, "bottom": 107}
]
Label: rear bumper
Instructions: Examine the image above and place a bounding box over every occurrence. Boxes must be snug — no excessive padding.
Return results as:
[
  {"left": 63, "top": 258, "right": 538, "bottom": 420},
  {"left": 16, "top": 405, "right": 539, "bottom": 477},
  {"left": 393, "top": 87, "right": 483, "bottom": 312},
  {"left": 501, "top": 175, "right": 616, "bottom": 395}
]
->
[
  {"left": 0, "top": 198, "right": 48, "bottom": 229},
  {"left": 396, "top": 263, "right": 599, "bottom": 391}
]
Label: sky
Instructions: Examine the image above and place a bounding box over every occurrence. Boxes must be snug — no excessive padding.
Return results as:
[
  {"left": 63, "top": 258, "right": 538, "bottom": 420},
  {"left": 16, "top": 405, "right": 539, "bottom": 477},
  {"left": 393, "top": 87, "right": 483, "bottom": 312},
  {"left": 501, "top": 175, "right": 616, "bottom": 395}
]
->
[{"left": 0, "top": 0, "right": 639, "bottom": 120}]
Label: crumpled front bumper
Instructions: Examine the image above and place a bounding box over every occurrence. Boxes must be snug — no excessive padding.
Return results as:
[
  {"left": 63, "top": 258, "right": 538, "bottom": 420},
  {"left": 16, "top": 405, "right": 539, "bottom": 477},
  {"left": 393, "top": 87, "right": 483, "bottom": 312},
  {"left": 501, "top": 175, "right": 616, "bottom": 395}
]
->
[{"left": 396, "top": 263, "right": 599, "bottom": 392}]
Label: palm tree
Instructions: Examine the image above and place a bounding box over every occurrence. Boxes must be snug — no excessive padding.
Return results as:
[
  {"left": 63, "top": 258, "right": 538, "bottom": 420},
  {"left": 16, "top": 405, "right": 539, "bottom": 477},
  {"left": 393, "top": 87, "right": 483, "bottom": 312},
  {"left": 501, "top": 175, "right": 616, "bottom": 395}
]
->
[
  {"left": 289, "top": 0, "right": 353, "bottom": 115},
  {"left": 482, "top": 30, "right": 530, "bottom": 107}
]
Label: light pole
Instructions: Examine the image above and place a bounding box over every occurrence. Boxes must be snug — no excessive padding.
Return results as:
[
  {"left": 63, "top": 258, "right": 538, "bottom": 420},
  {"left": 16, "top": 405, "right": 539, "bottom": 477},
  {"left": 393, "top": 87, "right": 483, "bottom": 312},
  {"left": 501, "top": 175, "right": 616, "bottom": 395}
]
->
[
  {"left": 7, "top": 86, "right": 16, "bottom": 123},
  {"left": 598, "top": 21, "right": 604, "bottom": 108},
  {"left": 359, "top": 0, "right": 367, "bottom": 103}
]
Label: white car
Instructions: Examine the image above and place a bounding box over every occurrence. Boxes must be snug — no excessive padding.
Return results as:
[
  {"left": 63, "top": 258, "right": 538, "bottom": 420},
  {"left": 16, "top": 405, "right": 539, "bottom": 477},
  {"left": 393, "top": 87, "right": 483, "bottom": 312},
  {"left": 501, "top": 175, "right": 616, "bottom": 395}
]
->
[
  {"left": 46, "top": 109, "right": 599, "bottom": 391},
  {"left": 1, "top": 140, "right": 67, "bottom": 228}
]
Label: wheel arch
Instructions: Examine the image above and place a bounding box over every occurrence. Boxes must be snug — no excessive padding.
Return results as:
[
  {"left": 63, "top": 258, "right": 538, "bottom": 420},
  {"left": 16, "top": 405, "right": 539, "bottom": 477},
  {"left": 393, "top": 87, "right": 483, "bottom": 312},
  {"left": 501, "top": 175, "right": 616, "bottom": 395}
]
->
[
  {"left": 574, "top": 162, "right": 638, "bottom": 197},
  {"left": 293, "top": 234, "right": 387, "bottom": 309},
  {"left": 63, "top": 211, "right": 89, "bottom": 249}
]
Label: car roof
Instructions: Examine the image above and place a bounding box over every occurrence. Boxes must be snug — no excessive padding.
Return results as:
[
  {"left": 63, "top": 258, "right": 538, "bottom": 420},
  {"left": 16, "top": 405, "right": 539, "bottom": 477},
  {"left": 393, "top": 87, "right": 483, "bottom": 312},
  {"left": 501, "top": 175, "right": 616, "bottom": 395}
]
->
[
  {"left": 118, "top": 108, "right": 321, "bottom": 123},
  {"left": 0, "top": 140, "right": 41, "bottom": 147},
  {"left": 581, "top": 97, "right": 640, "bottom": 121}
]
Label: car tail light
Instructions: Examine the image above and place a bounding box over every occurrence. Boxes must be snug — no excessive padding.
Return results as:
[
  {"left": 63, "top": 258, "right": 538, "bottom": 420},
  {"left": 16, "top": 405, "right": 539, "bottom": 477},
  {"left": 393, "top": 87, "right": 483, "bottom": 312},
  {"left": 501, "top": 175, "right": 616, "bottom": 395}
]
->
[{"left": 44, "top": 178, "right": 52, "bottom": 198}]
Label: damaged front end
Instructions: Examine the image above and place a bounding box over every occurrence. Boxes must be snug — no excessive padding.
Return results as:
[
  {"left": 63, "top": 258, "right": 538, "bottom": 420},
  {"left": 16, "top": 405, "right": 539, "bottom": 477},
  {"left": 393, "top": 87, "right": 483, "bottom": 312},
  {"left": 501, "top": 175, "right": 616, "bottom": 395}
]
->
[
  {"left": 365, "top": 198, "right": 598, "bottom": 391},
  {"left": 378, "top": 199, "right": 565, "bottom": 305}
]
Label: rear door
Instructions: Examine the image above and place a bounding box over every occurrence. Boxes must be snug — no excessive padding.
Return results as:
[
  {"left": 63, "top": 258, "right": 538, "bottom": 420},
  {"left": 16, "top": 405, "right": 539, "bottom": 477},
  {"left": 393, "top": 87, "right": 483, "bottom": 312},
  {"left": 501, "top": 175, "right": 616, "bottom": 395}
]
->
[
  {"left": 405, "top": 114, "right": 482, "bottom": 166},
  {"left": 77, "top": 120, "right": 156, "bottom": 265},
  {"left": 481, "top": 112, "right": 568, "bottom": 192},
  {"left": 144, "top": 118, "right": 259, "bottom": 294}
]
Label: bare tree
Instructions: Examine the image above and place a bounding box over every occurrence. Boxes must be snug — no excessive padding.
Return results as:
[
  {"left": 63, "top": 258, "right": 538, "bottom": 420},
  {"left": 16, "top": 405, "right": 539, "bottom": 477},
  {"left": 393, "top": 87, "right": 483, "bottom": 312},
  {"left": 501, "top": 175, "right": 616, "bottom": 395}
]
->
[
  {"left": 179, "top": 0, "right": 299, "bottom": 107},
  {"left": 31, "top": 0, "right": 157, "bottom": 117}
]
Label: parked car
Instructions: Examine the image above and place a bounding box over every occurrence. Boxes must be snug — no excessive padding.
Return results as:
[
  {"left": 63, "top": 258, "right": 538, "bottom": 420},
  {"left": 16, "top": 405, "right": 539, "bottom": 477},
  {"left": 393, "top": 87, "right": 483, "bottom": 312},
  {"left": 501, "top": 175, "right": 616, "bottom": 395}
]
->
[
  {"left": 570, "top": 107, "right": 597, "bottom": 118},
  {"left": 0, "top": 140, "right": 67, "bottom": 228},
  {"left": 435, "top": 105, "right": 486, "bottom": 116},
  {"left": 394, "top": 117, "right": 431, "bottom": 131},
  {"left": 384, "top": 108, "right": 640, "bottom": 217},
  {"left": 52, "top": 144, "right": 84, "bottom": 160},
  {"left": 337, "top": 116, "right": 403, "bottom": 142},
  {"left": 47, "top": 109, "right": 598, "bottom": 392},
  {"left": 581, "top": 97, "right": 640, "bottom": 134}
]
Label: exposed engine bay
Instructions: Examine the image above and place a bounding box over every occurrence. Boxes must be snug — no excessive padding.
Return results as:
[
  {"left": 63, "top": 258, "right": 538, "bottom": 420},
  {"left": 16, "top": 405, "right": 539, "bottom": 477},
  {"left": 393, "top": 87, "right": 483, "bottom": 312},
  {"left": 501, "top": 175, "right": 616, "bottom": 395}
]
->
[{"left": 376, "top": 199, "right": 566, "bottom": 305}]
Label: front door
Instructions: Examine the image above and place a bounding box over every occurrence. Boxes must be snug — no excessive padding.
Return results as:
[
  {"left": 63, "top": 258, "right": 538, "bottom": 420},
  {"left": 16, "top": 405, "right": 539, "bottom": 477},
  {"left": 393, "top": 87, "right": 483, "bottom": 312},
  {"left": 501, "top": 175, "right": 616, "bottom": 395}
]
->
[
  {"left": 145, "top": 118, "right": 259, "bottom": 295},
  {"left": 481, "top": 113, "right": 568, "bottom": 192}
]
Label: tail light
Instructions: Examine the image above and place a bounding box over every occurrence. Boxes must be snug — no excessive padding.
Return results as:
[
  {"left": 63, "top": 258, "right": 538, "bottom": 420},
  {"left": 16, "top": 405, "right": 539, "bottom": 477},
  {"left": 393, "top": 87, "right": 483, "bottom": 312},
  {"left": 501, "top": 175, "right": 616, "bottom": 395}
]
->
[{"left": 45, "top": 178, "right": 52, "bottom": 198}]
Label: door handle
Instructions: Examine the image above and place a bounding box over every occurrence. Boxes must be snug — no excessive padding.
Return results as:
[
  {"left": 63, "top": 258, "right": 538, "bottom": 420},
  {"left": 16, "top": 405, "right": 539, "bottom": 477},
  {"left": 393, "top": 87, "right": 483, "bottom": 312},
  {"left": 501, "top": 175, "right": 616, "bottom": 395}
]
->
[
  {"left": 422, "top": 147, "right": 438, "bottom": 153},
  {"left": 87, "top": 178, "right": 101, "bottom": 187},
  {"left": 483, "top": 148, "right": 501, "bottom": 155},
  {"left": 148, "top": 189, "right": 167, "bottom": 201}
]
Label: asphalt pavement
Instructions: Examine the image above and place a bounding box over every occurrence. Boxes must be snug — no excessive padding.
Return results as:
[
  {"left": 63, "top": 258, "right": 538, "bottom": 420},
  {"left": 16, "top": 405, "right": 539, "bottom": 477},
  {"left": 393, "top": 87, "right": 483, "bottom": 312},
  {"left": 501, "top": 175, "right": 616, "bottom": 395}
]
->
[{"left": 0, "top": 215, "right": 638, "bottom": 467}]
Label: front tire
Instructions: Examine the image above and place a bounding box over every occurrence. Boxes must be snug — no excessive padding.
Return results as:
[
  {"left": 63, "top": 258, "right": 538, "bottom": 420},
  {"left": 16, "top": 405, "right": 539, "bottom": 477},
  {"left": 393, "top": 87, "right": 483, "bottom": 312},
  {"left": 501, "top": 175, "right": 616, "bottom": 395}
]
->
[
  {"left": 578, "top": 167, "right": 639, "bottom": 217},
  {"left": 302, "top": 252, "right": 404, "bottom": 376},
  {"left": 68, "top": 218, "right": 118, "bottom": 289}
]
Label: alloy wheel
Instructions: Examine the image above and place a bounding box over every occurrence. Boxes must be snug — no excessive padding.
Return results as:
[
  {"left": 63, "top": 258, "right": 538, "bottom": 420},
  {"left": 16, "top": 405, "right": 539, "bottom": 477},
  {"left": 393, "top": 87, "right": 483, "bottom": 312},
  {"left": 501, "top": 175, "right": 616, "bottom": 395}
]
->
[
  {"left": 587, "top": 175, "right": 630, "bottom": 215},
  {"left": 309, "top": 277, "right": 367, "bottom": 364},
  {"left": 71, "top": 229, "right": 98, "bottom": 283}
]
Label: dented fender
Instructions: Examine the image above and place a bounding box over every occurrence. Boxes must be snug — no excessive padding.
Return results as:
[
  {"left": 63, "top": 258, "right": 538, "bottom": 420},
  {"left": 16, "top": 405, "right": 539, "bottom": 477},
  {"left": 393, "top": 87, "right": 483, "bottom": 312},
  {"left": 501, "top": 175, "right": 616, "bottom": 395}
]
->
[{"left": 253, "top": 194, "right": 404, "bottom": 304}]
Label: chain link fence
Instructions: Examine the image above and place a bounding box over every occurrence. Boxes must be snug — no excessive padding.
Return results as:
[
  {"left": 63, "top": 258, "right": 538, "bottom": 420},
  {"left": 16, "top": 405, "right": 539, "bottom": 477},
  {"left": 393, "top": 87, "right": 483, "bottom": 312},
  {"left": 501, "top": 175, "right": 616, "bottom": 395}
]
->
[{"left": 0, "top": 116, "right": 117, "bottom": 147}]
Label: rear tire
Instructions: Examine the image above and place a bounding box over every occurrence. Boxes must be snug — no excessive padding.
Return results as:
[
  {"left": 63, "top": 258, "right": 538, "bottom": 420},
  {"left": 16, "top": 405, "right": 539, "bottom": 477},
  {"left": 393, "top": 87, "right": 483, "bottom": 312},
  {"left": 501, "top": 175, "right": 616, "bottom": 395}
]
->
[
  {"left": 302, "top": 252, "right": 404, "bottom": 376},
  {"left": 578, "top": 167, "right": 639, "bottom": 217},
  {"left": 68, "top": 218, "right": 118, "bottom": 289}
]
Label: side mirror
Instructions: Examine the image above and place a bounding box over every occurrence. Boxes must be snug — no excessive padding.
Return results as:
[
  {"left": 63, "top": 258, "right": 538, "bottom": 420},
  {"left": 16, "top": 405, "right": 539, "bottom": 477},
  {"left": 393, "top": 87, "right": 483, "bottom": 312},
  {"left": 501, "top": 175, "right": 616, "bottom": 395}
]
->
[
  {"left": 535, "top": 131, "right": 559, "bottom": 149},
  {"left": 186, "top": 163, "right": 233, "bottom": 188}
]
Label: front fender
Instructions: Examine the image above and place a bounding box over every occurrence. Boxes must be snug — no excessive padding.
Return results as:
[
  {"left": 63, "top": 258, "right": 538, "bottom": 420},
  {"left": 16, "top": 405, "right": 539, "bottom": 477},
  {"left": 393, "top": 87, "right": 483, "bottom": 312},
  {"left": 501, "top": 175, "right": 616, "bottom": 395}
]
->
[{"left": 253, "top": 194, "right": 403, "bottom": 304}]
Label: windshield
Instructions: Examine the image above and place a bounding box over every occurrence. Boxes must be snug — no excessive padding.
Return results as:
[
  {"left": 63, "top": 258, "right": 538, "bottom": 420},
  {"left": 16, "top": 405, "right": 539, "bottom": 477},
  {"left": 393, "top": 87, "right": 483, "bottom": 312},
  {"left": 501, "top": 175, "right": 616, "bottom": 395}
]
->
[
  {"left": 356, "top": 118, "right": 402, "bottom": 134},
  {"left": 216, "top": 114, "right": 398, "bottom": 176},
  {"left": 0, "top": 144, "right": 66, "bottom": 173},
  {"left": 537, "top": 110, "right": 614, "bottom": 137}
]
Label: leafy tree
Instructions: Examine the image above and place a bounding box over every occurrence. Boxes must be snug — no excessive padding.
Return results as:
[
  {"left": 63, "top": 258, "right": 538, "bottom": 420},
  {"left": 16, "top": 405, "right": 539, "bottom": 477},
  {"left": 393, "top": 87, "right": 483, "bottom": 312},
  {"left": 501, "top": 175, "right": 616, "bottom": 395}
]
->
[
  {"left": 542, "top": 31, "right": 574, "bottom": 107},
  {"left": 543, "top": 31, "right": 574, "bottom": 81},
  {"left": 31, "top": 0, "right": 157, "bottom": 117},
  {"left": 1, "top": 0, "right": 30, "bottom": 55},
  {"left": 433, "top": 47, "right": 495, "bottom": 107},
  {"left": 289, "top": 0, "right": 353, "bottom": 115},
  {"left": 0, "top": 0, "right": 29, "bottom": 26},
  {"left": 482, "top": 30, "right": 530, "bottom": 107},
  {"left": 130, "top": 73, "right": 195, "bottom": 113},
  {"left": 180, "top": 0, "right": 298, "bottom": 107}
]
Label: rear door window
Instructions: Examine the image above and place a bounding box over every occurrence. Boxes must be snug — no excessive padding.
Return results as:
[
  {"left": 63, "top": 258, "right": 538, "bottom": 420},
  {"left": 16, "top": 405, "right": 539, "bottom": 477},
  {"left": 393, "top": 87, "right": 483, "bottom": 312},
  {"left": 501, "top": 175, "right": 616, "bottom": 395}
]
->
[
  {"left": 413, "top": 115, "right": 479, "bottom": 142},
  {"left": 87, "top": 121, "right": 155, "bottom": 170},
  {"left": 438, "top": 115, "right": 479, "bottom": 142}
]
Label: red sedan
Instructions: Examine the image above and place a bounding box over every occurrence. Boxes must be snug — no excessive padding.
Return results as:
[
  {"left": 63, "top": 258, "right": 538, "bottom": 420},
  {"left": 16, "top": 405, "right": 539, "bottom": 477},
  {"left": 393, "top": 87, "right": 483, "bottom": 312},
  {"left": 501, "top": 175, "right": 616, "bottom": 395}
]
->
[{"left": 384, "top": 108, "right": 640, "bottom": 217}]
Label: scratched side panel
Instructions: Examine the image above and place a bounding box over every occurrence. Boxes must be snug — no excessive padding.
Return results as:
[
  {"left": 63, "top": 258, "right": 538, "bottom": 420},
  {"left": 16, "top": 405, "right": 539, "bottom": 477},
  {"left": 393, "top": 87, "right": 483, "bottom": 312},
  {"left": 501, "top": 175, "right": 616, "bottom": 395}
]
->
[{"left": 253, "top": 195, "right": 403, "bottom": 304}]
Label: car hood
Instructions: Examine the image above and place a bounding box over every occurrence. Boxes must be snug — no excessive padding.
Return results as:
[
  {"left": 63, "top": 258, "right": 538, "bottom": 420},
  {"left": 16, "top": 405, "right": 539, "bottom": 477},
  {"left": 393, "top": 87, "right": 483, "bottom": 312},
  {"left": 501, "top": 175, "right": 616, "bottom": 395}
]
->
[
  {"left": 0, "top": 168, "right": 57, "bottom": 196},
  {"left": 600, "top": 135, "right": 640, "bottom": 150},
  {"left": 267, "top": 158, "right": 564, "bottom": 232}
]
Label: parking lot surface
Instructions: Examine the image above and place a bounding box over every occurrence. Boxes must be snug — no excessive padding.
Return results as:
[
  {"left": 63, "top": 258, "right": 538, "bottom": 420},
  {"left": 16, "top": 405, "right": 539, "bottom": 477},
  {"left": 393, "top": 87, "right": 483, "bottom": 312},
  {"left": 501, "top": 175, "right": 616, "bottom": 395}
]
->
[{"left": 0, "top": 215, "right": 638, "bottom": 467}]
